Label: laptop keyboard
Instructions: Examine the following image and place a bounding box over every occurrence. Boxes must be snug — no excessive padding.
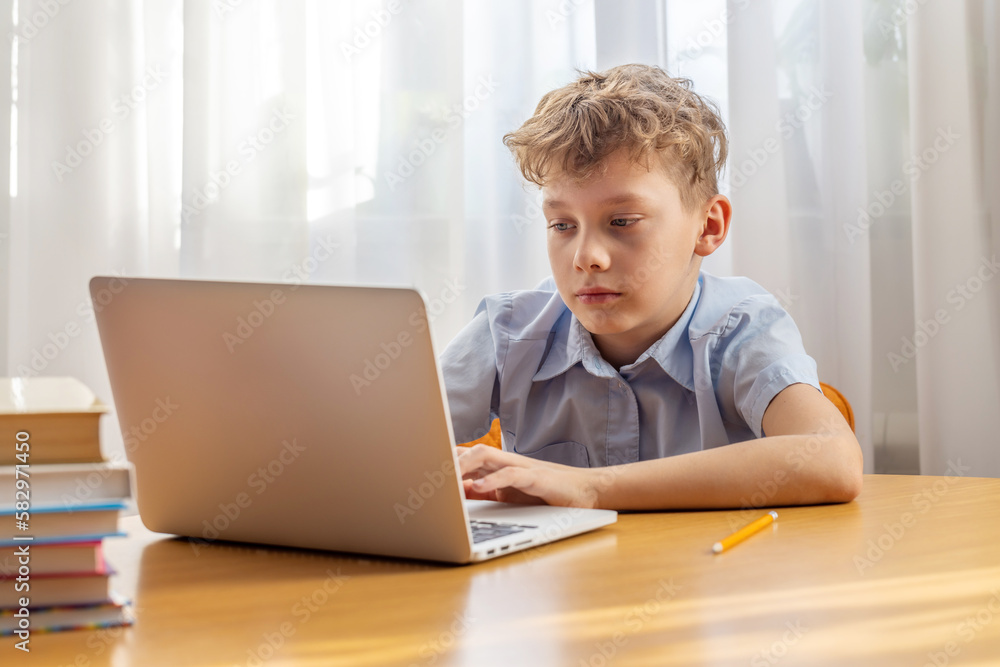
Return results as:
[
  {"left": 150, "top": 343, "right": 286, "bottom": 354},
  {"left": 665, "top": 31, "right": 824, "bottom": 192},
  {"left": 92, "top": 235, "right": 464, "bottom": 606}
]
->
[{"left": 470, "top": 520, "right": 538, "bottom": 544}]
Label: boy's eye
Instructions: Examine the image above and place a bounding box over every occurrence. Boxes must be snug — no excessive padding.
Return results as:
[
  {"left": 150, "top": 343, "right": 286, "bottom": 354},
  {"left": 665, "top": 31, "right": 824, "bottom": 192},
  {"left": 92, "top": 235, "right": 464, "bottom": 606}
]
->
[
  {"left": 610, "top": 218, "right": 638, "bottom": 227},
  {"left": 548, "top": 221, "right": 574, "bottom": 231}
]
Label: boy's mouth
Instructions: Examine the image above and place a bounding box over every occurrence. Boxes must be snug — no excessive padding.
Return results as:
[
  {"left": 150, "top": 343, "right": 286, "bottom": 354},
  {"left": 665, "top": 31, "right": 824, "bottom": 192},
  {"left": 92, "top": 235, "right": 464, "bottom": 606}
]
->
[{"left": 576, "top": 286, "right": 621, "bottom": 305}]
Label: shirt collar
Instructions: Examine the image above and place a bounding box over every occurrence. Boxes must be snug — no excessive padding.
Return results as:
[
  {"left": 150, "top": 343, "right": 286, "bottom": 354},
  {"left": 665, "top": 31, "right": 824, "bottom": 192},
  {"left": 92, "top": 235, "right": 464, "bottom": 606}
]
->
[
  {"left": 628, "top": 277, "right": 700, "bottom": 391},
  {"left": 532, "top": 308, "right": 617, "bottom": 382},
  {"left": 531, "top": 277, "right": 702, "bottom": 390}
]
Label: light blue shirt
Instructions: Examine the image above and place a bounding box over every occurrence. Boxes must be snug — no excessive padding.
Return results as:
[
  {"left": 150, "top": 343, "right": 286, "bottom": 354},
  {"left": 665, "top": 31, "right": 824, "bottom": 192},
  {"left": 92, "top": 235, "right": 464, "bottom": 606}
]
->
[{"left": 439, "top": 272, "right": 820, "bottom": 467}]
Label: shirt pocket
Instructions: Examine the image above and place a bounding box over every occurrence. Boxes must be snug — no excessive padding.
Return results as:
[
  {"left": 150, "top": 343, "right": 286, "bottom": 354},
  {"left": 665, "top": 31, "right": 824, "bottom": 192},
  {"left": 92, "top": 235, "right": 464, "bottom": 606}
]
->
[{"left": 512, "top": 439, "right": 591, "bottom": 468}]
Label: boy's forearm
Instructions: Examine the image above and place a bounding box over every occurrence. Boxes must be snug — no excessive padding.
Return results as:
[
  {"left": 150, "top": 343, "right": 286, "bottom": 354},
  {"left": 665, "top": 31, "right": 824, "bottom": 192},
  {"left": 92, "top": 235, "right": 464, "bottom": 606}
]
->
[{"left": 588, "top": 431, "right": 863, "bottom": 511}]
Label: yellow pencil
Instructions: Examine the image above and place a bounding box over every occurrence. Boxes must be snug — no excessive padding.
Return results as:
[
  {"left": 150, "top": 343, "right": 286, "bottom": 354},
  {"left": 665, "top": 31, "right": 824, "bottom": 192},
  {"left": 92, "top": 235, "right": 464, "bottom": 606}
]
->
[{"left": 712, "top": 510, "right": 778, "bottom": 554}]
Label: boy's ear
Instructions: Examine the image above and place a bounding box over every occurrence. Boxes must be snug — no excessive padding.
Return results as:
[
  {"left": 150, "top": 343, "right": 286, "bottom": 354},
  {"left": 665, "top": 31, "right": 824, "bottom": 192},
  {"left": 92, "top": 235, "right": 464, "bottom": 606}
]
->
[{"left": 693, "top": 194, "right": 732, "bottom": 257}]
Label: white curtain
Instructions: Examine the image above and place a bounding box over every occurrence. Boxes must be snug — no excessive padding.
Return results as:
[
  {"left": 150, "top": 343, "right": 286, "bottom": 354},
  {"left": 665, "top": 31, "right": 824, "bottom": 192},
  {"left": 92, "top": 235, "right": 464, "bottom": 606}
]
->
[
  {"left": 2, "top": 0, "right": 997, "bottom": 477},
  {"left": 3, "top": 0, "right": 184, "bottom": 459},
  {"left": 907, "top": 0, "right": 1000, "bottom": 476},
  {"left": 670, "top": 0, "right": 999, "bottom": 476},
  {"left": 718, "top": 0, "right": 877, "bottom": 468}
]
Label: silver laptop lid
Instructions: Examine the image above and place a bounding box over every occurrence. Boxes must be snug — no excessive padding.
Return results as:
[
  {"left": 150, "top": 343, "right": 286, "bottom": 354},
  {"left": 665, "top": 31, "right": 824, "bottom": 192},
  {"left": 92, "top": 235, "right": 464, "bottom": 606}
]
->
[{"left": 91, "top": 276, "right": 474, "bottom": 562}]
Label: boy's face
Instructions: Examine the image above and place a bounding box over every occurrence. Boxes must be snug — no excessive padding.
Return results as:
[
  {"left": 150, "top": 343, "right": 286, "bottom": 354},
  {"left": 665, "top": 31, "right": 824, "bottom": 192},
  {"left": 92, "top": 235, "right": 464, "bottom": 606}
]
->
[{"left": 542, "top": 150, "right": 725, "bottom": 367}]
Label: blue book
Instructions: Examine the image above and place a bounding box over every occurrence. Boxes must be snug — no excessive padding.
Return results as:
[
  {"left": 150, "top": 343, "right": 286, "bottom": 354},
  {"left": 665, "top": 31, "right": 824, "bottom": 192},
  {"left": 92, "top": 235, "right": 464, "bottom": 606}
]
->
[{"left": 0, "top": 500, "right": 128, "bottom": 547}]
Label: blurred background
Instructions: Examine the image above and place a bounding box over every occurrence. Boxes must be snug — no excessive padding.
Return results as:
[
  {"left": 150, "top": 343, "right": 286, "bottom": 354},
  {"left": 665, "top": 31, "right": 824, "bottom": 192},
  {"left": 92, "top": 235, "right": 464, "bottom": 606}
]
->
[{"left": 0, "top": 0, "right": 997, "bottom": 477}]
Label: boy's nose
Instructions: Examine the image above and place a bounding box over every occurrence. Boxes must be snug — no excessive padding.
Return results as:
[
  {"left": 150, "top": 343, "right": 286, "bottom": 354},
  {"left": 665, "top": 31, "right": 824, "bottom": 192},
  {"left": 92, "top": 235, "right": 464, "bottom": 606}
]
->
[{"left": 573, "top": 236, "right": 611, "bottom": 272}]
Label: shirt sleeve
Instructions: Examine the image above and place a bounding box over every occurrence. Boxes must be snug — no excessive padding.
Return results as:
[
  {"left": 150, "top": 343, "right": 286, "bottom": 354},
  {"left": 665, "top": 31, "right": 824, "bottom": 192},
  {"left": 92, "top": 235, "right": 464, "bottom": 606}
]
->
[
  {"left": 438, "top": 298, "right": 501, "bottom": 444},
  {"left": 533, "top": 275, "right": 557, "bottom": 291},
  {"left": 713, "top": 294, "right": 820, "bottom": 438}
]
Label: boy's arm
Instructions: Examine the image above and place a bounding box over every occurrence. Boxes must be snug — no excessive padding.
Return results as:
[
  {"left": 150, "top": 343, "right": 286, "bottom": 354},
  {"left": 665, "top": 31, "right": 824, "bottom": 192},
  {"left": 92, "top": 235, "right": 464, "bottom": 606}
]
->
[
  {"left": 457, "top": 382, "right": 863, "bottom": 510},
  {"left": 440, "top": 300, "right": 500, "bottom": 444}
]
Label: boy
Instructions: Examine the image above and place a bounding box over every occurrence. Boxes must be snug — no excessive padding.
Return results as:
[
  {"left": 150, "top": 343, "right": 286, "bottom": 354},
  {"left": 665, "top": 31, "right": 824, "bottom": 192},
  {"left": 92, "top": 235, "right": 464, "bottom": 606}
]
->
[{"left": 441, "top": 64, "right": 862, "bottom": 510}]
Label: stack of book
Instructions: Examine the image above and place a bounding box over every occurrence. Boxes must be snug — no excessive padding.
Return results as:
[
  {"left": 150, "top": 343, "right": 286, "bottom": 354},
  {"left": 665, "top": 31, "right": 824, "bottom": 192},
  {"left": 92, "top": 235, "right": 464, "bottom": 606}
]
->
[{"left": 0, "top": 377, "right": 133, "bottom": 635}]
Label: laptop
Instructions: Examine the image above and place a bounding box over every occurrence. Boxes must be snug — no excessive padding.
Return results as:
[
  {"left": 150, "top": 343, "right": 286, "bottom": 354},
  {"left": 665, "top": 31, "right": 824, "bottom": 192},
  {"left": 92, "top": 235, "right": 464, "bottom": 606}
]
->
[{"left": 90, "top": 276, "right": 616, "bottom": 563}]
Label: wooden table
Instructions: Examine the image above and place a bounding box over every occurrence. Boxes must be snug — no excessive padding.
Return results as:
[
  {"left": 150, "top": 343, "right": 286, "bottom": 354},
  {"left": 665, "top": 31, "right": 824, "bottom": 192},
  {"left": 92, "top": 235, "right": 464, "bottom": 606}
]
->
[{"left": 21, "top": 474, "right": 1000, "bottom": 666}]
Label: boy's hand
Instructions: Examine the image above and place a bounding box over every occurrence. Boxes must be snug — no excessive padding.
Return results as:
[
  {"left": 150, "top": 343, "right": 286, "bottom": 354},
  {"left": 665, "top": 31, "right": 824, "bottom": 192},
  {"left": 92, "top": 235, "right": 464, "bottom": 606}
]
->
[{"left": 456, "top": 444, "right": 601, "bottom": 509}]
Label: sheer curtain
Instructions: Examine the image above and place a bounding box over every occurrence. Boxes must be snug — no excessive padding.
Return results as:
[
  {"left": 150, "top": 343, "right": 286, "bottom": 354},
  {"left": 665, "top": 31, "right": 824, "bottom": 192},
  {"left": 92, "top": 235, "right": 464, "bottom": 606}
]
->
[
  {"left": 665, "top": 0, "right": 999, "bottom": 476},
  {"left": 3, "top": 0, "right": 185, "bottom": 459},
  {"left": 2, "top": 0, "right": 997, "bottom": 477},
  {"left": 907, "top": 0, "right": 1000, "bottom": 476}
]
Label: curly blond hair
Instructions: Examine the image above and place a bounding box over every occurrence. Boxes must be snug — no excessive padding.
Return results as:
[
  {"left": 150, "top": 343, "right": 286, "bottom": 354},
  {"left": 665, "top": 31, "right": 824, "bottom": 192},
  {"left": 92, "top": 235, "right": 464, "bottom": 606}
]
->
[{"left": 503, "top": 64, "right": 727, "bottom": 211}]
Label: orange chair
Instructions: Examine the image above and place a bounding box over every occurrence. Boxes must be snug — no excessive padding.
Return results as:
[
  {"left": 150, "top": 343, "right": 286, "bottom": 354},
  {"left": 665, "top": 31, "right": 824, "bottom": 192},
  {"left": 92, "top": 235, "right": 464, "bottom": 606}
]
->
[
  {"left": 819, "top": 382, "right": 855, "bottom": 431},
  {"left": 459, "top": 418, "right": 504, "bottom": 449},
  {"left": 457, "top": 383, "right": 854, "bottom": 449}
]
